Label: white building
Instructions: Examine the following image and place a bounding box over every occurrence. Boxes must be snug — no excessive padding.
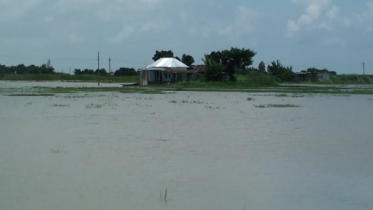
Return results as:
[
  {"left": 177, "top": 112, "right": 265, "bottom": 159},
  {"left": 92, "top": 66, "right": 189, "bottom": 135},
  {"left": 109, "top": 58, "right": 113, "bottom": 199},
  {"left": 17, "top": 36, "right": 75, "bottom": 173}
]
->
[
  {"left": 317, "top": 72, "right": 330, "bottom": 81},
  {"left": 139, "top": 58, "right": 189, "bottom": 85}
]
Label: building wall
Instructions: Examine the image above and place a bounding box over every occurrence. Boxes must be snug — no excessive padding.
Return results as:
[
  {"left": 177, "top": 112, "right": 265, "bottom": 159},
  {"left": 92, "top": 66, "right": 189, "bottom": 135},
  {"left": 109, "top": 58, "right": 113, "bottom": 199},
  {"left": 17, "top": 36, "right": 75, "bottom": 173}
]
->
[
  {"left": 145, "top": 70, "right": 176, "bottom": 84},
  {"left": 317, "top": 73, "right": 330, "bottom": 81}
]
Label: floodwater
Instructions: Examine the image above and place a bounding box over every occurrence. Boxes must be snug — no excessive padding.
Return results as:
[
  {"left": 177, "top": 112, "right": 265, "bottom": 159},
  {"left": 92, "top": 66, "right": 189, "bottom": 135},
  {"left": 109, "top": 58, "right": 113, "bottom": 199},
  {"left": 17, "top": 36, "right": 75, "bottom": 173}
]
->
[{"left": 1, "top": 82, "right": 373, "bottom": 210}]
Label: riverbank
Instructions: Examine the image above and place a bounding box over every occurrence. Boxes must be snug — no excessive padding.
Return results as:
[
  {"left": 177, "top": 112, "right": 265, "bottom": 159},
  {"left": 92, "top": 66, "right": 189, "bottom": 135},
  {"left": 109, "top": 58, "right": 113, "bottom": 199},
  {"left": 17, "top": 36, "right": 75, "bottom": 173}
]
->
[{"left": 1, "top": 81, "right": 373, "bottom": 95}]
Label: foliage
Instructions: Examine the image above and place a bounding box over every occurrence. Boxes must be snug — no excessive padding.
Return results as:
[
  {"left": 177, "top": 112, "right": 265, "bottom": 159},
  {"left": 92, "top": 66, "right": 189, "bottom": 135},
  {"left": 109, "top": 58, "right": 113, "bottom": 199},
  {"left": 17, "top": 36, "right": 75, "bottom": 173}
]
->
[
  {"left": 258, "top": 61, "right": 266, "bottom": 73},
  {"left": 0, "top": 63, "right": 55, "bottom": 75},
  {"left": 74, "top": 68, "right": 107, "bottom": 76},
  {"left": 114, "top": 67, "right": 138, "bottom": 76},
  {"left": 0, "top": 74, "right": 139, "bottom": 82},
  {"left": 95, "top": 69, "right": 107, "bottom": 76},
  {"left": 267, "top": 60, "right": 294, "bottom": 82},
  {"left": 152, "top": 50, "right": 174, "bottom": 61},
  {"left": 305, "top": 67, "right": 334, "bottom": 74},
  {"left": 74, "top": 69, "right": 94, "bottom": 75},
  {"left": 181, "top": 54, "right": 195, "bottom": 68},
  {"left": 202, "top": 55, "right": 225, "bottom": 82},
  {"left": 329, "top": 74, "right": 373, "bottom": 84},
  {"left": 244, "top": 71, "right": 277, "bottom": 86},
  {"left": 205, "top": 47, "right": 256, "bottom": 81}
]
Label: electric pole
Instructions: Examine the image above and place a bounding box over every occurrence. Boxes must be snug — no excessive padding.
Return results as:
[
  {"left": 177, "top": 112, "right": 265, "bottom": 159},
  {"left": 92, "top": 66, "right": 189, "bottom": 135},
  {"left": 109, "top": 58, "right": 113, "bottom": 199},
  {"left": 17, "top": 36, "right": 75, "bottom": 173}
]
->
[
  {"left": 363, "top": 62, "right": 365, "bottom": 75},
  {"left": 109, "top": 57, "right": 111, "bottom": 75},
  {"left": 97, "top": 52, "right": 100, "bottom": 86}
]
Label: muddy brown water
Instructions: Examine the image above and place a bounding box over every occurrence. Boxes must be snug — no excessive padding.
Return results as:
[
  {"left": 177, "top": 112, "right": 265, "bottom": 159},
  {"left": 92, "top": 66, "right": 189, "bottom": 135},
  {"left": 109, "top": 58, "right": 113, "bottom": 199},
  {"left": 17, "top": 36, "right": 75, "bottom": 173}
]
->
[{"left": 1, "top": 82, "right": 373, "bottom": 210}]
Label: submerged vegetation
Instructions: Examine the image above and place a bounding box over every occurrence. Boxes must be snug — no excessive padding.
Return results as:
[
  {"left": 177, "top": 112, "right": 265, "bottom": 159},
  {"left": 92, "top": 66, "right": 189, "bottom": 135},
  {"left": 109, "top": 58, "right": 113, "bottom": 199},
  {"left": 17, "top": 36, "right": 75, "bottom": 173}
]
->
[{"left": 255, "top": 104, "right": 301, "bottom": 108}]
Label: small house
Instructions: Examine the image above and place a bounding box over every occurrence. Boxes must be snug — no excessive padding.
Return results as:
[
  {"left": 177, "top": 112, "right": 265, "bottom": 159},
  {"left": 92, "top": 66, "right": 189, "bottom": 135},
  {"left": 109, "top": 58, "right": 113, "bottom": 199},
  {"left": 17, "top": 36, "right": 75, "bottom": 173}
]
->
[
  {"left": 317, "top": 71, "right": 330, "bottom": 81},
  {"left": 139, "top": 58, "right": 189, "bottom": 85}
]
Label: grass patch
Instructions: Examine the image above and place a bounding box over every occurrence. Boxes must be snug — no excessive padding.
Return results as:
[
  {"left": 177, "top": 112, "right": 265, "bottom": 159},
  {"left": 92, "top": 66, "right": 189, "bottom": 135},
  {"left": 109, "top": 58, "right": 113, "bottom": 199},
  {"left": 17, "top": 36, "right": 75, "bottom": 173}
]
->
[
  {"left": 291, "top": 94, "right": 305, "bottom": 98},
  {"left": 169, "top": 100, "right": 204, "bottom": 104},
  {"left": 275, "top": 93, "right": 289, "bottom": 97},
  {"left": 85, "top": 103, "right": 102, "bottom": 109},
  {"left": 52, "top": 104, "right": 70, "bottom": 107},
  {"left": 0, "top": 74, "right": 139, "bottom": 83},
  {"left": 267, "top": 104, "right": 300, "bottom": 108},
  {"left": 255, "top": 104, "right": 300, "bottom": 108},
  {"left": 7, "top": 93, "right": 55, "bottom": 97},
  {"left": 120, "top": 89, "right": 164, "bottom": 94},
  {"left": 254, "top": 104, "right": 266, "bottom": 108},
  {"left": 205, "top": 105, "right": 223, "bottom": 110}
]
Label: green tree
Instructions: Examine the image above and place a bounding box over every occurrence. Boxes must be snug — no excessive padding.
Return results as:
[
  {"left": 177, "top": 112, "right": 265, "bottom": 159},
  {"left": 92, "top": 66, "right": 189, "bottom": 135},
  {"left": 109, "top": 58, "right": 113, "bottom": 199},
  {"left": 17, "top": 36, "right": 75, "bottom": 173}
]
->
[
  {"left": 74, "top": 69, "right": 82, "bottom": 75},
  {"left": 114, "top": 67, "right": 138, "bottom": 76},
  {"left": 181, "top": 54, "right": 195, "bottom": 68},
  {"left": 202, "top": 55, "right": 224, "bottom": 82},
  {"left": 258, "top": 61, "right": 266, "bottom": 72},
  {"left": 152, "top": 50, "right": 174, "bottom": 61},
  {"left": 206, "top": 47, "right": 256, "bottom": 81},
  {"left": 95, "top": 68, "right": 108, "bottom": 76},
  {"left": 267, "top": 60, "right": 294, "bottom": 82}
]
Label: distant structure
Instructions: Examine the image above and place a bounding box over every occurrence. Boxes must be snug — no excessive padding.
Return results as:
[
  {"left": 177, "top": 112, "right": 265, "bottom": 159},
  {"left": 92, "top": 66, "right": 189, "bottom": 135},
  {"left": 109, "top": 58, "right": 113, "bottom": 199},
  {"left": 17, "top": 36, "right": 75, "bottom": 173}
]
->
[
  {"left": 294, "top": 69, "right": 330, "bottom": 81},
  {"left": 316, "top": 71, "right": 330, "bottom": 81},
  {"left": 139, "top": 58, "right": 189, "bottom": 85},
  {"left": 46, "top": 59, "right": 51, "bottom": 68}
]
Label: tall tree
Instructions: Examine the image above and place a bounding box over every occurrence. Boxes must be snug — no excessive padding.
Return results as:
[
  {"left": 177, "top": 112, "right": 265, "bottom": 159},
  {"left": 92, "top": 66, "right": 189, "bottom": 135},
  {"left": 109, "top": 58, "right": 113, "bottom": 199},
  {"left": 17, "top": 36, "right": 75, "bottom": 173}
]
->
[
  {"left": 114, "top": 67, "right": 138, "bottom": 76},
  {"left": 206, "top": 47, "right": 256, "bottom": 81},
  {"left": 181, "top": 54, "right": 195, "bottom": 67},
  {"left": 202, "top": 55, "right": 224, "bottom": 82},
  {"left": 258, "top": 61, "right": 266, "bottom": 72},
  {"left": 267, "top": 60, "right": 294, "bottom": 82},
  {"left": 152, "top": 50, "right": 174, "bottom": 61}
]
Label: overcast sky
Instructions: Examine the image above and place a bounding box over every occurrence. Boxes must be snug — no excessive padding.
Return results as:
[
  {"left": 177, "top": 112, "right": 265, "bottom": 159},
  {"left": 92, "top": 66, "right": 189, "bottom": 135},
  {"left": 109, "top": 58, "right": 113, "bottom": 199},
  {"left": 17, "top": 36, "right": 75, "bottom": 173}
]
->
[{"left": 0, "top": 0, "right": 372, "bottom": 74}]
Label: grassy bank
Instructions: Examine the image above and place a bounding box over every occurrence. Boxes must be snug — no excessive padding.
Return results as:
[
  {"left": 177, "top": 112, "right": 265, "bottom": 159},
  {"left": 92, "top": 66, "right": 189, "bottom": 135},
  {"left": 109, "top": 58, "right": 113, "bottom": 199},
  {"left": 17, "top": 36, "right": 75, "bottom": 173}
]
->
[
  {"left": 175, "top": 72, "right": 278, "bottom": 89},
  {"left": 328, "top": 74, "right": 373, "bottom": 84},
  {"left": 303, "top": 74, "right": 373, "bottom": 85},
  {"left": 2, "top": 84, "right": 372, "bottom": 96},
  {"left": 0, "top": 74, "right": 139, "bottom": 83}
]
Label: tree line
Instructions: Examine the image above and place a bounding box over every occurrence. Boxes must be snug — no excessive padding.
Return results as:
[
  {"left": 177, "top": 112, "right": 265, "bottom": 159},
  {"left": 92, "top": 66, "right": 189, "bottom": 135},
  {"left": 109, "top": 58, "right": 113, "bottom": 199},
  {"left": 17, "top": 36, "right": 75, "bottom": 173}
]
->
[
  {"left": 1, "top": 49, "right": 337, "bottom": 82},
  {"left": 73, "top": 67, "right": 138, "bottom": 76},
  {"left": 0, "top": 63, "right": 54, "bottom": 75}
]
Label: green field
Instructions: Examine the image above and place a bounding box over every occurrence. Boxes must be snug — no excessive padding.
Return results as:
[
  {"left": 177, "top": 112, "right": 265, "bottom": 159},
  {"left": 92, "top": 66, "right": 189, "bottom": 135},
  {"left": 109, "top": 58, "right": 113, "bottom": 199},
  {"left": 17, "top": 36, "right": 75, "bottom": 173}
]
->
[{"left": 0, "top": 74, "right": 139, "bottom": 83}]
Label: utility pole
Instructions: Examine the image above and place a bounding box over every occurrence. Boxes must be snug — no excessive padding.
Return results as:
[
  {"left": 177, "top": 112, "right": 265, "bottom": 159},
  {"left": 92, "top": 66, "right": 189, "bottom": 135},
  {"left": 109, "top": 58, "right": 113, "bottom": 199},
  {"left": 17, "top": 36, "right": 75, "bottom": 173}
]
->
[
  {"left": 97, "top": 52, "right": 100, "bottom": 86},
  {"left": 109, "top": 57, "right": 111, "bottom": 75},
  {"left": 69, "top": 66, "right": 71, "bottom": 75},
  {"left": 363, "top": 62, "right": 365, "bottom": 75}
]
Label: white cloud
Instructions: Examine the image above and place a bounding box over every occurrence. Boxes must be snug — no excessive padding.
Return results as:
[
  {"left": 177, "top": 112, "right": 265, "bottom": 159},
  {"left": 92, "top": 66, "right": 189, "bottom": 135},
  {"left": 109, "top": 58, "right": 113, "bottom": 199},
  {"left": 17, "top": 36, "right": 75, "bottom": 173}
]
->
[
  {"left": 68, "top": 34, "right": 82, "bottom": 44},
  {"left": 218, "top": 26, "right": 233, "bottom": 36},
  {"left": 287, "top": 0, "right": 333, "bottom": 35},
  {"left": 216, "top": 6, "right": 262, "bottom": 37},
  {"left": 343, "top": 1, "right": 373, "bottom": 32},
  {"left": 0, "top": 0, "right": 42, "bottom": 20},
  {"left": 112, "top": 25, "right": 134, "bottom": 43},
  {"left": 326, "top": 5, "right": 339, "bottom": 20},
  {"left": 141, "top": 20, "right": 170, "bottom": 32},
  {"left": 180, "top": 12, "right": 188, "bottom": 23},
  {"left": 44, "top": 16, "right": 55, "bottom": 23},
  {"left": 235, "top": 6, "right": 262, "bottom": 33},
  {"left": 288, "top": 0, "right": 373, "bottom": 36}
]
